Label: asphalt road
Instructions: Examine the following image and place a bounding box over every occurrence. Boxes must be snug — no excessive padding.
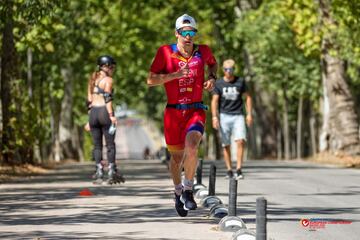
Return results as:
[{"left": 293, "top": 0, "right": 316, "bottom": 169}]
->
[
  {"left": 0, "top": 159, "right": 233, "bottom": 240},
  {"left": 0, "top": 119, "right": 359, "bottom": 240},
  {"left": 208, "top": 159, "right": 360, "bottom": 240}
]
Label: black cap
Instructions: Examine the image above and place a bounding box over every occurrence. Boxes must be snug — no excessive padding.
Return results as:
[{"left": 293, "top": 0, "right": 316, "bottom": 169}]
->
[{"left": 97, "top": 55, "right": 116, "bottom": 66}]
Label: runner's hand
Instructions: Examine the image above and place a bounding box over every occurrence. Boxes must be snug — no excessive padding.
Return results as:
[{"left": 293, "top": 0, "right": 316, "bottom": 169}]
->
[
  {"left": 246, "top": 114, "right": 253, "bottom": 127},
  {"left": 110, "top": 116, "right": 117, "bottom": 125},
  {"left": 204, "top": 78, "right": 215, "bottom": 91},
  {"left": 174, "top": 63, "right": 190, "bottom": 79},
  {"left": 212, "top": 117, "right": 219, "bottom": 130},
  {"left": 84, "top": 122, "right": 91, "bottom": 132}
]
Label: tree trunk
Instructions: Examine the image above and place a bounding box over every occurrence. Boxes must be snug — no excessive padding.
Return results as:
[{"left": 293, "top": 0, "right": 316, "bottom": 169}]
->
[
  {"left": 73, "top": 126, "right": 85, "bottom": 162},
  {"left": 27, "top": 47, "right": 42, "bottom": 163},
  {"left": 310, "top": 104, "right": 318, "bottom": 155},
  {"left": 320, "top": 51, "right": 360, "bottom": 154},
  {"left": 291, "top": 138, "right": 297, "bottom": 159},
  {"left": 1, "top": 0, "right": 17, "bottom": 164},
  {"left": 236, "top": 0, "right": 271, "bottom": 159},
  {"left": 319, "top": 68, "right": 330, "bottom": 152},
  {"left": 277, "top": 120, "right": 282, "bottom": 160},
  {"left": 283, "top": 87, "right": 290, "bottom": 160},
  {"left": 253, "top": 86, "right": 278, "bottom": 158},
  {"left": 27, "top": 48, "right": 33, "bottom": 99},
  {"left": 0, "top": 56, "right": 2, "bottom": 153},
  {"left": 59, "top": 66, "right": 78, "bottom": 160},
  {"left": 39, "top": 63, "right": 46, "bottom": 162},
  {"left": 213, "top": 129, "right": 222, "bottom": 160},
  {"left": 319, "top": 0, "right": 360, "bottom": 155},
  {"left": 243, "top": 49, "right": 277, "bottom": 158},
  {"left": 247, "top": 110, "right": 259, "bottom": 159},
  {"left": 296, "top": 96, "right": 304, "bottom": 159}
]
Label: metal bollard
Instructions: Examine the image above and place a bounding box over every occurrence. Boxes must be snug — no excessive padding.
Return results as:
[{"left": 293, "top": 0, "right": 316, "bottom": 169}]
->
[
  {"left": 208, "top": 163, "right": 216, "bottom": 196},
  {"left": 218, "top": 178, "right": 246, "bottom": 232},
  {"left": 196, "top": 158, "right": 203, "bottom": 185},
  {"left": 228, "top": 178, "right": 237, "bottom": 216},
  {"left": 256, "top": 197, "right": 267, "bottom": 240}
]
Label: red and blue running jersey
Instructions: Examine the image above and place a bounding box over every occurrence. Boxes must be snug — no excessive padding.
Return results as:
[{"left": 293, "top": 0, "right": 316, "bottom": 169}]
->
[
  {"left": 150, "top": 43, "right": 217, "bottom": 152},
  {"left": 150, "top": 44, "right": 217, "bottom": 104}
]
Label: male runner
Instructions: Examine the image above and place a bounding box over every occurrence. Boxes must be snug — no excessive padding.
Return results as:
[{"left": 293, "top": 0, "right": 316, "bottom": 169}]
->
[{"left": 147, "top": 14, "right": 217, "bottom": 217}]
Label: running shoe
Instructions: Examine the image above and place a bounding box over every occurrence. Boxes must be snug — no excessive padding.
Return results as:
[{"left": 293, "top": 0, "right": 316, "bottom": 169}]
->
[
  {"left": 181, "top": 190, "right": 197, "bottom": 210},
  {"left": 174, "top": 193, "right": 188, "bottom": 217}
]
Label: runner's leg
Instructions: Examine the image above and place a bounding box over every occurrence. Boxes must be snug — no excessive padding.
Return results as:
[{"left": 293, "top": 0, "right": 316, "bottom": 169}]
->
[
  {"left": 183, "top": 131, "right": 202, "bottom": 183},
  {"left": 169, "top": 150, "right": 184, "bottom": 187}
]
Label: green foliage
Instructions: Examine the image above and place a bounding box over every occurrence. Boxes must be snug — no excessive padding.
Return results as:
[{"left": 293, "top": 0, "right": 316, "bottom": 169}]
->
[
  {"left": 2, "top": 0, "right": 360, "bottom": 163},
  {"left": 285, "top": 0, "right": 360, "bottom": 85},
  {"left": 284, "top": 0, "right": 321, "bottom": 57},
  {"left": 235, "top": 0, "right": 321, "bottom": 108}
]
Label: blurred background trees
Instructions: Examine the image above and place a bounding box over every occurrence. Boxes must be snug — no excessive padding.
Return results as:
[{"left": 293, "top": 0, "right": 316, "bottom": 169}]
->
[{"left": 1, "top": 0, "right": 359, "bottom": 165}]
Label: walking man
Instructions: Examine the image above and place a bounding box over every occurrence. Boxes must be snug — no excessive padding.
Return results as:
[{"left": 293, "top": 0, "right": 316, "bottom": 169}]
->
[
  {"left": 211, "top": 59, "right": 252, "bottom": 179},
  {"left": 147, "top": 14, "right": 217, "bottom": 217}
]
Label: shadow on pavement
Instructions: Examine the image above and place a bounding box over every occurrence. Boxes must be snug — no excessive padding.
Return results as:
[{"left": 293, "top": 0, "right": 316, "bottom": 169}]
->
[
  {"left": 236, "top": 201, "right": 359, "bottom": 225},
  {"left": 0, "top": 159, "right": 219, "bottom": 231},
  {"left": 0, "top": 231, "right": 177, "bottom": 240}
]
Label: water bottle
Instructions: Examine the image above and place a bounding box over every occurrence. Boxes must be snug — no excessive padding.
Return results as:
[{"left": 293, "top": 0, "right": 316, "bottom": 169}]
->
[{"left": 108, "top": 123, "right": 116, "bottom": 135}]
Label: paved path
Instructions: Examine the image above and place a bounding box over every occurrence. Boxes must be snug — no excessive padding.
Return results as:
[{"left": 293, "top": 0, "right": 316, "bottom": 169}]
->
[
  {"left": 1, "top": 158, "right": 359, "bottom": 240},
  {"left": 1, "top": 118, "right": 359, "bottom": 239},
  {"left": 0, "top": 159, "right": 233, "bottom": 240},
  {"left": 210, "top": 159, "right": 360, "bottom": 240}
]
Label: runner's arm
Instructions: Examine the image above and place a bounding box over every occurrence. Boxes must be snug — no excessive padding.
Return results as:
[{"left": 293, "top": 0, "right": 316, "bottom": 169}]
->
[
  {"left": 147, "top": 72, "right": 180, "bottom": 86},
  {"left": 211, "top": 94, "right": 220, "bottom": 119},
  {"left": 207, "top": 63, "right": 218, "bottom": 82},
  {"left": 243, "top": 91, "right": 253, "bottom": 126},
  {"left": 211, "top": 94, "right": 220, "bottom": 129},
  {"left": 87, "top": 83, "right": 93, "bottom": 113},
  {"left": 104, "top": 77, "right": 115, "bottom": 120},
  {"left": 147, "top": 65, "right": 190, "bottom": 87},
  {"left": 203, "top": 63, "right": 218, "bottom": 91}
]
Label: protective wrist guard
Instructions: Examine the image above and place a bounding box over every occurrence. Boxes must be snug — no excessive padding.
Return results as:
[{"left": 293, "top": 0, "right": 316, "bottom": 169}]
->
[
  {"left": 86, "top": 100, "right": 92, "bottom": 111},
  {"left": 103, "top": 92, "right": 113, "bottom": 103}
]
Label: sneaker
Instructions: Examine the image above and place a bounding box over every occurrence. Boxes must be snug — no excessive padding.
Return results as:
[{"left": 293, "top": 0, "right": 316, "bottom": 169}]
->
[
  {"left": 235, "top": 169, "right": 244, "bottom": 180},
  {"left": 225, "top": 170, "right": 234, "bottom": 179},
  {"left": 174, "top": 193, "right": 188, "bottom": 217},
  {"left": 180, "top": 190, "right": 197, "bottom": 210}
]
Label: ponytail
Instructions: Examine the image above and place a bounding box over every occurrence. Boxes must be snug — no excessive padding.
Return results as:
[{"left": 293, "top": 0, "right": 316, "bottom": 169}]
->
[{"left": 88, "top": 70, "right": 100, "bottom": 94}]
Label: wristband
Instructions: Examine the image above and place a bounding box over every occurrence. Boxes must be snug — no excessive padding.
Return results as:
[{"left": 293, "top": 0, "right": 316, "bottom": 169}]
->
[
  {"left": 208, "top": 73, "right": 217, "bottom": 80},
  {"left": 109, "top": 112, "right": 114, "bottom": 117}
]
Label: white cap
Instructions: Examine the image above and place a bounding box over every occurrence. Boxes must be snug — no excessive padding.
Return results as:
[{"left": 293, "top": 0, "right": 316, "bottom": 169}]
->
[{"left": 175, "top": 14, "right": 197, "bottom": 30}]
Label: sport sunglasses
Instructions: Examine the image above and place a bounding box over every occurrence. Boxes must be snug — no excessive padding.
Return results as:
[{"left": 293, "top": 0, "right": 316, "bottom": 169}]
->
[
  {"left": 178, "top": 29, "right": 197, "bottom": 37},
  {"left": 224, "top": 67, "right": 234, "bottom": 72}
]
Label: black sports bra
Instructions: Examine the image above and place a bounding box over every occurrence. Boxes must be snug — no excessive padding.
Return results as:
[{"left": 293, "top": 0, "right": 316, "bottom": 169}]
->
[{"left": 93, "top": 78, "right": 111, "bottom": 95}]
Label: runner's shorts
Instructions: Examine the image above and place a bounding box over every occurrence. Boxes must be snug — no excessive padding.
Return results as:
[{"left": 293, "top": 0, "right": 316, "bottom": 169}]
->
[
  {"left": 219, "top": 113, "right": 247, "bottom": 147},
  {"left": 164, "top": 108, "right": 206, "bottom": 152}
]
